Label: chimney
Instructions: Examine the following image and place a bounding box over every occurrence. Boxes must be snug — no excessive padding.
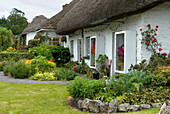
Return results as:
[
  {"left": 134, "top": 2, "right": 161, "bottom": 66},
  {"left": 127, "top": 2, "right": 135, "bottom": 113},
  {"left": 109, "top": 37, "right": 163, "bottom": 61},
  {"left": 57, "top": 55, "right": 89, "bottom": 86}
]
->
[{"left": 62, "top": 4, "right": 68, "bottom": 9}]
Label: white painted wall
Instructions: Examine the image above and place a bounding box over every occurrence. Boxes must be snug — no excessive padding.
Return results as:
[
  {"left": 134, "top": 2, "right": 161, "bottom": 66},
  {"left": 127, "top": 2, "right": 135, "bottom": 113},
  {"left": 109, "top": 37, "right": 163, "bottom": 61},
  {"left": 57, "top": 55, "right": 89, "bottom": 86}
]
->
[
  {"left": 68, "top": 1, "right": 170, "bottom": 75},
  {"left": 26, "top": 32, "right": 37, "bottom": 45}
]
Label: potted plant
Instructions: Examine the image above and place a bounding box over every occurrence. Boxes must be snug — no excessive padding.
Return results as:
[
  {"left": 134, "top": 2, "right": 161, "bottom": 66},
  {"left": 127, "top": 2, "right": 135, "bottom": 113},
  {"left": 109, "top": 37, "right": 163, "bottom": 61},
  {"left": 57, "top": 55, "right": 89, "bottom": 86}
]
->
[{"left": 61, "top": 35, "right": 67, "bottom": 42}]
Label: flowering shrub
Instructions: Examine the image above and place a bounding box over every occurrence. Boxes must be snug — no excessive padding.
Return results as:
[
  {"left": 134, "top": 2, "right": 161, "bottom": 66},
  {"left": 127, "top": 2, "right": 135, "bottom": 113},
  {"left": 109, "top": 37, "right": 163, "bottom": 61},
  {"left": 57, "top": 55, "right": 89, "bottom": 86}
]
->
[
  {"left": 30, "top": 72, "right": 56, "bottom": 81},
  {"left": 129, "top": 24, "right": 170, "bottom": 72},
  {"left": 141, "top": 24, "right": 161, "bottom": 54},
  {"left": 96, "top": 54, "right": 111, "bottom": 77},
  {"left": 25, "top": 56, "right": 56, "bottom": 73},
  {"left": 72, "top": 59, "right": 90, "bottom": 74}
]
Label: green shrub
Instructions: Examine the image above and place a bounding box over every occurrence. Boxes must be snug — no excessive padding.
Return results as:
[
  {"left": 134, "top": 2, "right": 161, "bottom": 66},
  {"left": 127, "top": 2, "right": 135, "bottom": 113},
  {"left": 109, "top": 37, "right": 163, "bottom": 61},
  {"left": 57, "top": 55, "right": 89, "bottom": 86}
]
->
[
  {"left": 3, "top": 64, "right": 11, "bottom": 76},
  {"left": 0, "top": 27, "right": 14, "bottom": 51},
  {"left": 67, "top": 76, "right": 106, "bottom": 99},
  {"left": 50, "top": 46, "right": 71, "bottom": 66},
  {"left": 29, "top": 56, "right": 56, "bottom": 73},
  {"left": 118, "top": 86, "right": 170, "bottom": 105},
  {"left": 9, "top": 61, "right": 32, "bottom": 79},
  {"left": 73, "top": 59, "right": 90, "bottom": 74},
  {"left": 0, "top": 52, "right": 29, "bottom": 62},
  {"left": 94, "top": 70, "right": 152, "bottom": 102},
  {"left": 28, "top": 39, "right": 39, "bottom": 48},
  {"left": 129, "top": 54, "right": 170, "bottom": 73},
  {"left": 64, "top": 61, "right": 79, "bottom": 69},
  {"left": 30, "top": 72, "right": 56, "bottom": 81},
  {"left": 28, "top": 44, "right": 53, "bottom": 60},
  {"left": 0, "top": 62, "right": 5, "bottom": 71},
  {"left": 152, "top": 66, "right": 170, "bottom": 86},
  {"left": 54, "top": 68, "right": 77, "bottom": 81}
]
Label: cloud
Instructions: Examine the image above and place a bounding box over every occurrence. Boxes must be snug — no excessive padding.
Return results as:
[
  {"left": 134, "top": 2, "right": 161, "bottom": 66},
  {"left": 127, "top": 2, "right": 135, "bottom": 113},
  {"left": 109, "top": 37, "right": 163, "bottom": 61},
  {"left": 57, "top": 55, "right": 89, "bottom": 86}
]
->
[{"left": 0, "top": 0, "right": 72, "bottom": 22}]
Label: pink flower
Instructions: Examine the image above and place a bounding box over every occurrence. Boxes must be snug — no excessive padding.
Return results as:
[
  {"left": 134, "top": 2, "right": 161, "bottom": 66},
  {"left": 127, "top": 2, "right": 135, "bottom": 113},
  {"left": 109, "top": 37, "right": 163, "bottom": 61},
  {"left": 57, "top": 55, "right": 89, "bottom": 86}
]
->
[
  {"left": 110, "top": 59, "right": 112, "bottom": 64},
  {"left": 155, "top": 29, "right": 158, "bottom": 31},
  {"left": 164, "top": 53, "right": 167, "bottom": 56},
  {"left": 156, "top": 25, "right": 159, "bottom": 28},
  {"left": 159, "top": 48, "right": 162, "bottom": 51},
  {"left": 140, "top": 29, "right": 142, "bottom": 31},
  {"left": 145, "top": 42, "right": 148, "bottom": 45},
  {"left": 155, "top": 33, "right": 157, "bottom": 36},
  {"left": 87, "top": 69, "right": 91, "bottom": 73},
  {"left": 145, "top": 38, "right": 147, "bottom": 41}
]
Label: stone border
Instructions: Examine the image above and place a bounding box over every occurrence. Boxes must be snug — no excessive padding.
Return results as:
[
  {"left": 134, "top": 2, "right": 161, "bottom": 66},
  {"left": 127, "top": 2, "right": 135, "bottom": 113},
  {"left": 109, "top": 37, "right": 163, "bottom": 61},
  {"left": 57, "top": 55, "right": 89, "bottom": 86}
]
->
[{"left": 69, "top": 98, "right": 169, "bottom": 113}]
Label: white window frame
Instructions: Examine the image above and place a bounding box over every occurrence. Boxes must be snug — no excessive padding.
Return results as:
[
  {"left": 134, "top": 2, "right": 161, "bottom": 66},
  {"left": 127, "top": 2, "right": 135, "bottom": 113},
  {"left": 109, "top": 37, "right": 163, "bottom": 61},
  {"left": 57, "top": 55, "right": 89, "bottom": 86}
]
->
[
  {"left": 114, "top": 31, "right": 136, "bottom": 74},
  {"left": 90, "top": 36, "right": 97, "bottom": 68}
]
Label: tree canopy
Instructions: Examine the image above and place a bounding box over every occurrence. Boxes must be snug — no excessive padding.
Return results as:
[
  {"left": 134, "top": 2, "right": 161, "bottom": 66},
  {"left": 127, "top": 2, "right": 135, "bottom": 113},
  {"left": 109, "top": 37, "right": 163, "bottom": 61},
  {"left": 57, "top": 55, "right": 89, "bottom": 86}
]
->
[{"left": 0, "top": 8, "right": 28, "bottom": 35}]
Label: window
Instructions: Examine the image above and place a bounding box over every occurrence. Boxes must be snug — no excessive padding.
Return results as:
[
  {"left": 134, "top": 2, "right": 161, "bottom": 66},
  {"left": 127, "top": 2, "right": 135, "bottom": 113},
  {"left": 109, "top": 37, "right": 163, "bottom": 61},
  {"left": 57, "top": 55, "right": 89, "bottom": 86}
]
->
[
  {"left": 90, "top": 37, "right": 96, "bottom": 67},
  {"left": 49, "top": 38, "right": 60, "bottom": 46},
  {"left": 84, "top": 37, "right": 90, "bottom": 58},
  {"left": 114, "top": 31, "right": 136, "bottom": 73},
  {"left": 70, "top": 40, "right": 74, "bottom": 56}
]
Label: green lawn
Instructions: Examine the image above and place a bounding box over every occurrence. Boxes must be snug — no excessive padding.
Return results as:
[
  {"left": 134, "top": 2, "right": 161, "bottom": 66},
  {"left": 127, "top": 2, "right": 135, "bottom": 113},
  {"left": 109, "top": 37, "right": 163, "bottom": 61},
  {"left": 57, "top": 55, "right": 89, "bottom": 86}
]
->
[{"left": 0, "top": 81, "right": 160, "bottom": 114}]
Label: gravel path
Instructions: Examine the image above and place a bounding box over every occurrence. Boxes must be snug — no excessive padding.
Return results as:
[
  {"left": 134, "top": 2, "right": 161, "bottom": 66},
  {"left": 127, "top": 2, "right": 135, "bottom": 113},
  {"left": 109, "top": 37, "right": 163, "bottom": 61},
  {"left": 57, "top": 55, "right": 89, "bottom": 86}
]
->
[{"left": 0, "top": 72, "right": 69, "bottom": 85}]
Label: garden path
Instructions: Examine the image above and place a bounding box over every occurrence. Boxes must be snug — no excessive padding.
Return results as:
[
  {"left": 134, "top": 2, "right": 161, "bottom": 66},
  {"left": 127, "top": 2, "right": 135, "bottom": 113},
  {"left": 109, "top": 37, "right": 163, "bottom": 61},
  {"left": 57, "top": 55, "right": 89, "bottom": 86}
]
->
[{"left": 0, "top": 72, "right": 69, "bottom": 85}]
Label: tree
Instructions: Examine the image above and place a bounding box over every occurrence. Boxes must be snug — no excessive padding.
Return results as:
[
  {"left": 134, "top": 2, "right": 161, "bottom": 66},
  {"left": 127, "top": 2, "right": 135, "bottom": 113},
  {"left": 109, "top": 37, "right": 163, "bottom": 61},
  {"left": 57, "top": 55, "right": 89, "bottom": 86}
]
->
[
  {"left": 7, "top": 8, "right": 28, "bottom": 35},
  {"left": 0, "top": 27, "right": 15, "bottom": 51},
  {"left": 0, "top": 16, "right": 8, "bottom": 28}
]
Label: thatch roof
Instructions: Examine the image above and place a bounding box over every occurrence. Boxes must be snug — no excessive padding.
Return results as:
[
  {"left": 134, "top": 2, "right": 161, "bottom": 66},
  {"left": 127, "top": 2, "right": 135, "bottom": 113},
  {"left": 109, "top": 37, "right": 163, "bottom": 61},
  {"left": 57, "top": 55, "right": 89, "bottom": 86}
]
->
[
  {"left": 21, "top": 15, "right": 47, "bottom": 35},
  {"left": 56, "top": 0, "right": 169, "bottom": 35},
  {"left": 38, "top": 0, "right": 80, "bottom": 31}
]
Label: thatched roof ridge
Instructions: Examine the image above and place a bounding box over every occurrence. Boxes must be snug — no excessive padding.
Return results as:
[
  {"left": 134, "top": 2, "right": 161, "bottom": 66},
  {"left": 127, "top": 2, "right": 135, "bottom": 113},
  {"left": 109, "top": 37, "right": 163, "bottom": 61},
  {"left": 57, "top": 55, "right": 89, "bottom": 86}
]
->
[
  {"left": 56, "top": 0, "right": 169, "bottom": 35},
  {"left": 21, "top": 15, "right": 47, "bottom": 35},
  {"left": 38, "top": 0, "right": 81, "bottom": 30}
]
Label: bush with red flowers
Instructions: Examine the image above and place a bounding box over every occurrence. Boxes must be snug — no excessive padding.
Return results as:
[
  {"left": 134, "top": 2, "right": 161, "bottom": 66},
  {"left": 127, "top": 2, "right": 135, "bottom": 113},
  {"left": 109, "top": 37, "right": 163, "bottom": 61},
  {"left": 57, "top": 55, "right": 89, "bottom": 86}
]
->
[{"left": 129, "top": 24, "right": 170, "bottom": 72}]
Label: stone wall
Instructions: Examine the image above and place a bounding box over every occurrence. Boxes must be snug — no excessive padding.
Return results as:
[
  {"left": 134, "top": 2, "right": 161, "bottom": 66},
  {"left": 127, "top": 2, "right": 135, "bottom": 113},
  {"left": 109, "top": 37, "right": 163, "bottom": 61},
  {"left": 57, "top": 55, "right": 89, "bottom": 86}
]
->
[{"left": 75, "top": 98, "right": 165, "bottom": 113}]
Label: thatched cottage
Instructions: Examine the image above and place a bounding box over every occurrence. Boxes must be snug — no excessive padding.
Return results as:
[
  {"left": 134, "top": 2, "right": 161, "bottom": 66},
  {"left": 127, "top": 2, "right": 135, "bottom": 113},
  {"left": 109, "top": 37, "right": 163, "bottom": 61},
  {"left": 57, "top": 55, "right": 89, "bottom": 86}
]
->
[
  {"left": 56, "top": 0, "right": 170, "bottom": 75},
  {"left": 36, "top": 0, "right": 80, "bottom": 47},
  {"left": 21, "top": 15, "right": 47, "bottom": 45}
]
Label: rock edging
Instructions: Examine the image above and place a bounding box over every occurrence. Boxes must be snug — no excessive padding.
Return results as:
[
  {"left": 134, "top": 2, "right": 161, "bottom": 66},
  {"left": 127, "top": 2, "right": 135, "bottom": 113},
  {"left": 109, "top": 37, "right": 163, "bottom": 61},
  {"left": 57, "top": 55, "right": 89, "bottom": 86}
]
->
[{"left": 75, "top": 98, "right": 168, "bottom": 113}]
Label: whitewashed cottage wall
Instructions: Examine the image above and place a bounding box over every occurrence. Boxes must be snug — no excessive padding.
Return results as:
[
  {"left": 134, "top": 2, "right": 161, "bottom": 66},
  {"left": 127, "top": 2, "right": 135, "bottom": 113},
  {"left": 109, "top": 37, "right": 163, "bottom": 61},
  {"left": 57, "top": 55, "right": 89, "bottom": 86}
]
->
[
  {"left": 26, "top": 32, "right": 37, "bottom": 45},
  {"left": 69, "top": 2, "right": 170, "bottom": 74}
]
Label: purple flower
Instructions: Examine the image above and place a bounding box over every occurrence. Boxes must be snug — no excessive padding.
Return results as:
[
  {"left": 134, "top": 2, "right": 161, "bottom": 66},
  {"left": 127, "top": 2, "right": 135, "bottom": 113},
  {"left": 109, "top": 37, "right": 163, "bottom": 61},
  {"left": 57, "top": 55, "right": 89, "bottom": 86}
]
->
[
  {"left": 103, "top": 88, "right": 106, "bottom": 91},
  {"left": 109, "top": 79, "right": 111, "bottom": 82}
]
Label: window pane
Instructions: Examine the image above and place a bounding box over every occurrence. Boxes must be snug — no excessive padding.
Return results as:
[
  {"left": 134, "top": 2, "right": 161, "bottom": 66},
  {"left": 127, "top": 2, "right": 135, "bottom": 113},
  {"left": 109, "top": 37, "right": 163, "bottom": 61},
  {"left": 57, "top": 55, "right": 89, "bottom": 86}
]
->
[{"left": 116, "top": 33, "right": 124, "bottom": 71}]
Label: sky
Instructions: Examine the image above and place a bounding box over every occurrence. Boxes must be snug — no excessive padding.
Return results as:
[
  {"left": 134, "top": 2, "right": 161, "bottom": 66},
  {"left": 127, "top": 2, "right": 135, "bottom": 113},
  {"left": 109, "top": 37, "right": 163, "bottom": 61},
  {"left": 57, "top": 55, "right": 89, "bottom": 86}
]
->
[{"left": 0, "top": 0, "right": 72, "bottom": 22}]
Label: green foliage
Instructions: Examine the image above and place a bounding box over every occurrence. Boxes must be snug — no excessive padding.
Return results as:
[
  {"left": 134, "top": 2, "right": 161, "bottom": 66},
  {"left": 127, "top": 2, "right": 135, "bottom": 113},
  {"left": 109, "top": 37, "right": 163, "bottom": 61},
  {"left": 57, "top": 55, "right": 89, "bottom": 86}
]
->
[
  {"left": 110, "top": 70, "right": 152, "bottom": 96},
  {"left": 30, "top": 56, "right": 56, "bottom": 73},
  {"left": 30, "top": 72, "right": 56, "bottom": 81},
  {"left": 54, "top": 68, "right": 77, "bottom": 81},
  {"left": 0, "top": 27, "right": 14, "bottom": 51},
  {"left": 118, "top": 86, "right": 170, "bottom": 105},
  {"left": 0, "top": 52, "right": 29, "bottom": 62},
  {"left": 73, "top": 59, "right": 90, "bottom": 74},
  {"left": 64, "top": 61, "right": 79, "bottom": 70},
  {"left": 28, "top": 39, "right": 39, "bottom": 48},
  {"left": 9, "top": 61, "right": 32, "bottom": 79},
  {"left": 50, "top": 46, "right": 71, "bottom": 66},
  {"left": 28, "top": 44, "right": 53, "bottom": 60},
  {"left": 96, "top": 54, "right": 111, "bottom": 76},
  {"left": 3, "top": 63, "right": 11, "bottom": 76},
  {"left": 152, "top": 66, "right": 170, "bottom": 86},
  {"left": 67, "top": 76, "right": 106, "bottom": 99},
  {"left": 0, "top": 61, "right": 5, "bottom": 71},
  {"left": 129, "top": 54, "right": 170, "bottom": 73},
  {"left": 7, "top": 8, "right": 28, "bottom": 35}
]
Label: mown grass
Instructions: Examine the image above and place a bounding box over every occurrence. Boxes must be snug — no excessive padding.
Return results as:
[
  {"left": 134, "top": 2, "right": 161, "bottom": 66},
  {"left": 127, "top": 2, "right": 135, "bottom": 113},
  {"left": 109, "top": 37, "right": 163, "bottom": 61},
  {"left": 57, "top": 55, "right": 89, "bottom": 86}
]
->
[{"left": 0, "top": 81, "right": 160, "bottom": 114}]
